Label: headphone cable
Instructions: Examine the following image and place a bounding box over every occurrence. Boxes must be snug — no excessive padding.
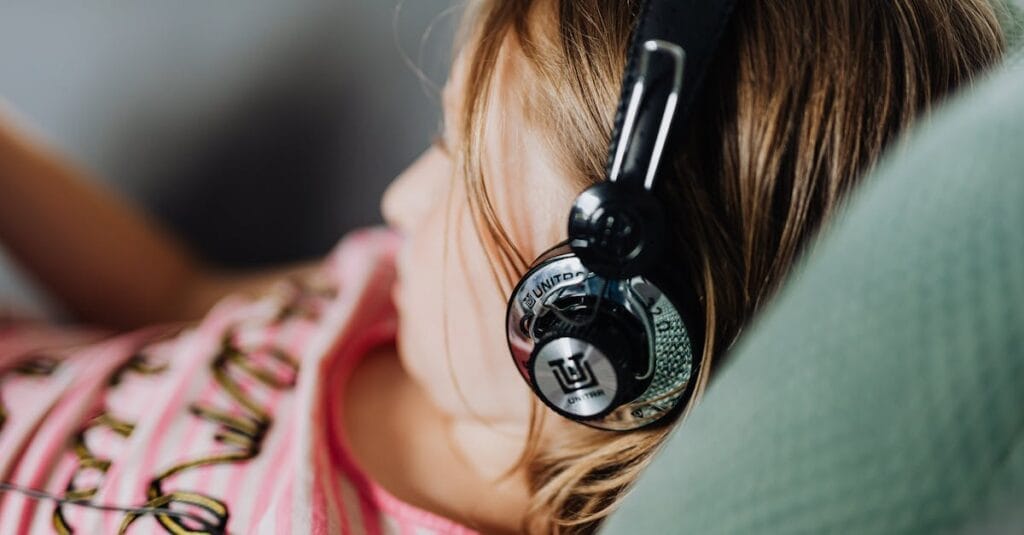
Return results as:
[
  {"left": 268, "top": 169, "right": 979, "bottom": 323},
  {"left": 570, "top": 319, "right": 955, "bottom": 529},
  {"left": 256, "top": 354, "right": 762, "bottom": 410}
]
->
[
  {"left": 0, "top": 481, "right": 227, "bottom": 534},
  {"left": 547, "top": 277, "right": 611, "bottom": 329}
]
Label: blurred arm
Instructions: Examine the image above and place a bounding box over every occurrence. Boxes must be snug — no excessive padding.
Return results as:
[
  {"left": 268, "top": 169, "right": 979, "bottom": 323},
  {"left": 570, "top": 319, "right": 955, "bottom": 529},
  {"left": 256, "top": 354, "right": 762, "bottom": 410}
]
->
[{"left": 0, "top": 113, "right": 314, "bottom": 328}]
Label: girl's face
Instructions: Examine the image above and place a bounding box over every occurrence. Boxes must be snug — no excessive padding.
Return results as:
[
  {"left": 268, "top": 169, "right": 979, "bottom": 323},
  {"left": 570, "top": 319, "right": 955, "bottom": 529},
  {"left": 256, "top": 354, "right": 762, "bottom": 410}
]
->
[{"left": 381, "top": 44, "right": 579, "bottom": 456}]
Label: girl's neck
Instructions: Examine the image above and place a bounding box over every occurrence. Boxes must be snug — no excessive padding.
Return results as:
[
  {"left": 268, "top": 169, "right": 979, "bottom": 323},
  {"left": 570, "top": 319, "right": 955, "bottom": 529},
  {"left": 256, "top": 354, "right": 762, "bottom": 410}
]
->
[{"left": 340, "top": 343, "right": 530, "bottom": 534}]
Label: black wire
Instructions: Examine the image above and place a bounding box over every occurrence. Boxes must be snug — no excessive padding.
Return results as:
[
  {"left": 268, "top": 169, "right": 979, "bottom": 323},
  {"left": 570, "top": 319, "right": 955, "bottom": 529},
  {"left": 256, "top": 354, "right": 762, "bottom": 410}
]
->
[
  {"left": 548, "top": 277, "right": 610, "bottom": 328},
  {"left": 0, "top": 481, "right": 228, "bottom": 534}
]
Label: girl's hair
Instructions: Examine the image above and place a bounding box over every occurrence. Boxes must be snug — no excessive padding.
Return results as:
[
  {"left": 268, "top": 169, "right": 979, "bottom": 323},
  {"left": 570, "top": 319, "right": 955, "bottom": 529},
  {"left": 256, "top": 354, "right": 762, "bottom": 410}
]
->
[{"left": 452, "top": 1, "right": 1006, "bottom": 532}]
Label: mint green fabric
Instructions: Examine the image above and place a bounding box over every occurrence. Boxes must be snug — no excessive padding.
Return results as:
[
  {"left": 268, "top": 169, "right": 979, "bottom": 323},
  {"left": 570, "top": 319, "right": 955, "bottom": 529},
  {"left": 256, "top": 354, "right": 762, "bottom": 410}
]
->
[
  {"left": 1002, "top": 1, "right": 1024, "bottom": 53},
  {"left": 604, "top": 45, "right": 1024, "bottom": 535}
]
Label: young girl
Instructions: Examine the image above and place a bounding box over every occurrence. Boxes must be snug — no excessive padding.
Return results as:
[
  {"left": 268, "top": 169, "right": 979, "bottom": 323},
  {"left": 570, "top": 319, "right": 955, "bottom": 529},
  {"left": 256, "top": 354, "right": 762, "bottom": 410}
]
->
[{"left": 0, "top": 1, "right": 1007, "bottom": 533}]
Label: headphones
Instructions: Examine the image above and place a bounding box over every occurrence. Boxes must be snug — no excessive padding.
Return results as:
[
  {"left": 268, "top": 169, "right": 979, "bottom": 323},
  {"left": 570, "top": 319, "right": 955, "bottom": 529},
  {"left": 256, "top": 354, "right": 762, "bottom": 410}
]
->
[{"left": 506, "top": 0, "right": 738, "bottom": 431}]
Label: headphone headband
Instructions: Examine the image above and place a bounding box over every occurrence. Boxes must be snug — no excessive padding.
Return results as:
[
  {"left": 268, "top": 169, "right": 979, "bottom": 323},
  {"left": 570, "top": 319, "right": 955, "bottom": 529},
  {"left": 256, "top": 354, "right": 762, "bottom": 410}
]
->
[{"left": 605, "top": 0, "right": 739, "bottom": 191}]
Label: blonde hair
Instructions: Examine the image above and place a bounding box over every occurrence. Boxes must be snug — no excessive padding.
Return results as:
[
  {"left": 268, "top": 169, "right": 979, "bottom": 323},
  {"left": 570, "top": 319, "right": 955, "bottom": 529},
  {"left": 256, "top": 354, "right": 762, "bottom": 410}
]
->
[{"left": 452, "top": 0, "right": 1006, "bottom": 532}]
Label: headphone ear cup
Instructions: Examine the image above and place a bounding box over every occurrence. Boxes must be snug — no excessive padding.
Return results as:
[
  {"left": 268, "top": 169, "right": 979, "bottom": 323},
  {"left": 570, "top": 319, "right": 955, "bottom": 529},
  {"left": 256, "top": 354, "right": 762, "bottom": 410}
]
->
[
  {"left": 506, "top": 249, "right": 696, "bottom": 431},
  {"left": 526, "top": 297, "right": 652, "bottom": 421}
]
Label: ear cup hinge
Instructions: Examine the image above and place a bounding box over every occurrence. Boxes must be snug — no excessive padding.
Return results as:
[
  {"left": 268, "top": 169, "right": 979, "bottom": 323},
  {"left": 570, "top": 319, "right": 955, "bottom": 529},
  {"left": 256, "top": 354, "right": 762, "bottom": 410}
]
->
[{"left": 608, "top": 40, "right": 686, "bottom": 192}]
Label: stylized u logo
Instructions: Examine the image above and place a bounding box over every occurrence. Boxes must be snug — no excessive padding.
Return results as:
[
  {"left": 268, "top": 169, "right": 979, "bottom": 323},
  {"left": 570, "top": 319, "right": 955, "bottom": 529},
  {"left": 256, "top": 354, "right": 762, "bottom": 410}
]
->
[{"left": 548, "top": 353, "right": 600, "bottom": 394}]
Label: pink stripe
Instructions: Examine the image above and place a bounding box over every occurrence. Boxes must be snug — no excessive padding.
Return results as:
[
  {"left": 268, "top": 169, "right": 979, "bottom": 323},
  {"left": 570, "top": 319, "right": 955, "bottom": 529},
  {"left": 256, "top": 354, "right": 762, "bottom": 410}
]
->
[
  {"left": 245, "top": 391, "right": 294, "bottom": 528},
  {"left": 326, "top": 440, "right": 351, "bottom": 534},
  {"left": 309, "top": 460, "right": 329, "bottom": 532},
  {"left": 44, "top": 452, "right": 81, "bottom": 531}
]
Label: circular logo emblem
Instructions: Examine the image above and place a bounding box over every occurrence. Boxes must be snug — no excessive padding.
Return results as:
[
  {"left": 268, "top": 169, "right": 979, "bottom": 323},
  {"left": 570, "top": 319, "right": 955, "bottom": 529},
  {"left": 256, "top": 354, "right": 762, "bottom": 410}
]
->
[{"left": 531, "top": 338, "right": 619, "bottom": 418}]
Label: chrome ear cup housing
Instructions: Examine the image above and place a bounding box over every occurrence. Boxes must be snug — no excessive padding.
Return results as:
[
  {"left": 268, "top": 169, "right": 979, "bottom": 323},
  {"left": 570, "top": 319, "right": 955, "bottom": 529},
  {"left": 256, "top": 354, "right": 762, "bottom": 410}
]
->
[{"left": 506, "top": 246, "right": 696, "bottom": 431}]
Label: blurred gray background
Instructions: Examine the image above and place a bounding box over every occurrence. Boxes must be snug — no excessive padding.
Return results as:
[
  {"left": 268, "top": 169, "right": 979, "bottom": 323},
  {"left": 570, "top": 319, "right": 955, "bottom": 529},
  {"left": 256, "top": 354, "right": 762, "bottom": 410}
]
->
[{"left": 0, "top": 0, "right": 459, "bottom": 314}]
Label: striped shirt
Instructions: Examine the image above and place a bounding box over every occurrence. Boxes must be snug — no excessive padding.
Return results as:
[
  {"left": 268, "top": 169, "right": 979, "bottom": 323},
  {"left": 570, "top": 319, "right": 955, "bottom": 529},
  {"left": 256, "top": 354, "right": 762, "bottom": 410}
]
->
[{"left": 0, "top": 228, "right": 477, "bottom": 534}]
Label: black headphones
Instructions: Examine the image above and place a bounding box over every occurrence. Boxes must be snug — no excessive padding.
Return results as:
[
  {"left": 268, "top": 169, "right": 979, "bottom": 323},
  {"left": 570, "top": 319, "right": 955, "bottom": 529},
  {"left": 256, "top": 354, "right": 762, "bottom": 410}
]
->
[{"left": 506, "top": 0, "right": 738, "bottom": 431}]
